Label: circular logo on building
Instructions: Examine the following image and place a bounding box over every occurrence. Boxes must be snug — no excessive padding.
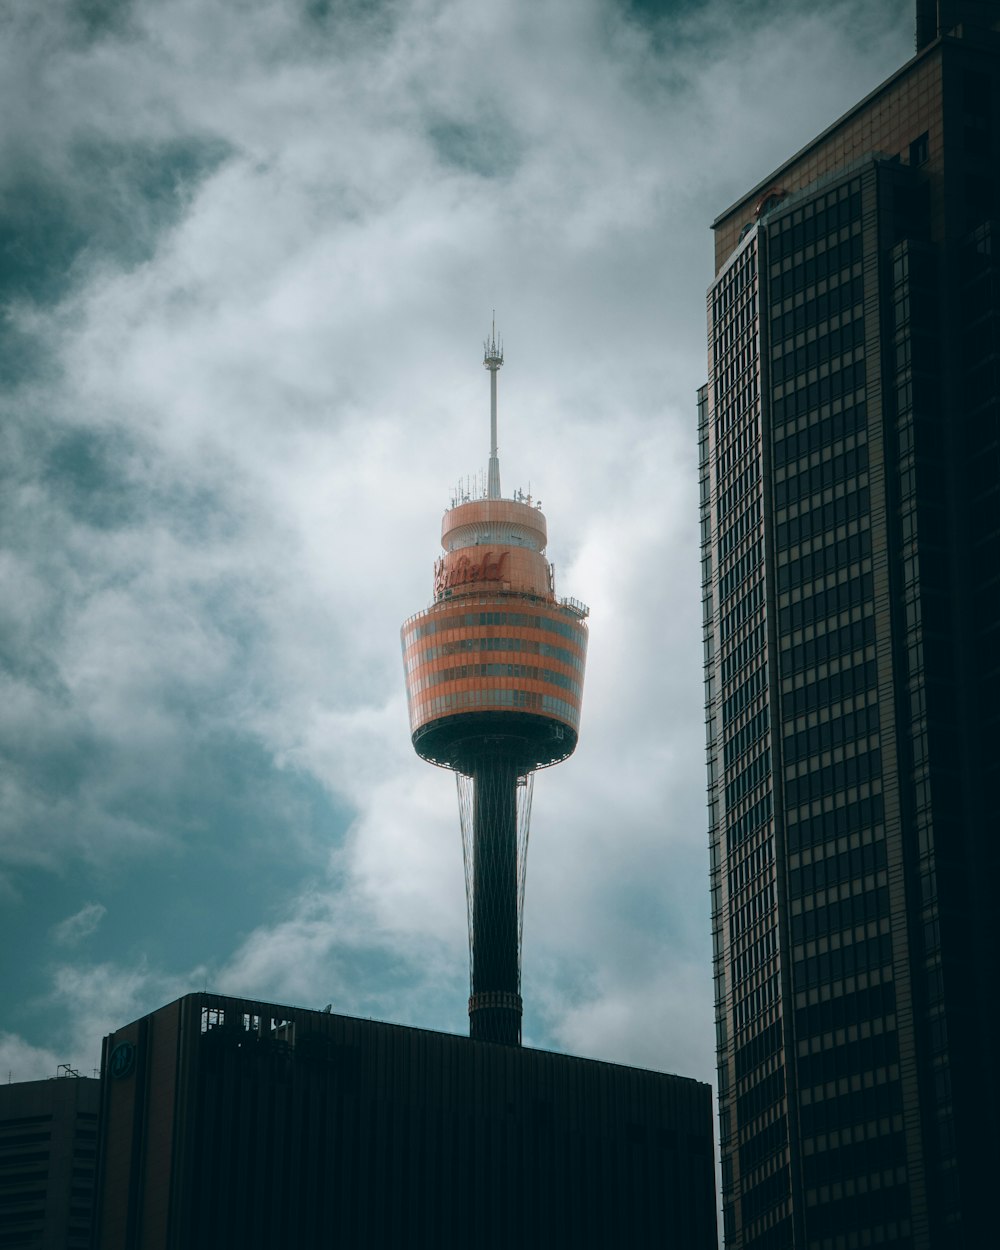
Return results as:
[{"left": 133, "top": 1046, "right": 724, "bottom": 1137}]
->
[{"left": 109, "top": 1040, "right": 136, "bottom": 1080}]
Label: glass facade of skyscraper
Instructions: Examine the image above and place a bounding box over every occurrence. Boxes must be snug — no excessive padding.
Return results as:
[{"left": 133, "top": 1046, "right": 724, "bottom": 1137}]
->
[{"left": 703, "top": 13, "right": 999, "bottom": 1249}]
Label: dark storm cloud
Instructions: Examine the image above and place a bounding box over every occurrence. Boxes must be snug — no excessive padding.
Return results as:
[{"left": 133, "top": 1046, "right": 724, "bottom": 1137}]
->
[{"left": 0, "top": 140, "right": 229, "bottom": 304}]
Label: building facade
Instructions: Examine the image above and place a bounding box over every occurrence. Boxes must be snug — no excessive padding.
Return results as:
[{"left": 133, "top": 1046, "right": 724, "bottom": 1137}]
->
[
  {"left": 0, "top": 1074, "right": 100, "bottom": 1249},
  {"left": 701, "top": 6, "right": 999, "bottom": 1248},
  {"left": 93, "top": 992, "right": 715, "bottom": 1250}
]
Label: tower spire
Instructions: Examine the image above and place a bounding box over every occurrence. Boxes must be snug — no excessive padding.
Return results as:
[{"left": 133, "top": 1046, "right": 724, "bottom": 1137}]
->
[{"left": 483, "top": 314, "right": 503, "bottom": 500}]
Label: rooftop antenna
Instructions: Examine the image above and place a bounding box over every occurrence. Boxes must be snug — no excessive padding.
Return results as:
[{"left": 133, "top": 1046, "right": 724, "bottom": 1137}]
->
[{"left": 483, "top": 313, "right": 503, "bottom": 500}]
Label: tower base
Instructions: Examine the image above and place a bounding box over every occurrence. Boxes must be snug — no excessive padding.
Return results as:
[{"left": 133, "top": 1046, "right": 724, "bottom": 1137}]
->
[{"left": 469, "top": 990, "right": 522, "bottom": 1046}]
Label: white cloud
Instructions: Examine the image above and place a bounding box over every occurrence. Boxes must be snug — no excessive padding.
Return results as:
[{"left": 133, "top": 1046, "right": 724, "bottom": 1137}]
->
[
  {"left": 46, "top": 958, "right": 210, "bottom": 1073},
  {"left": 0, "top": 1033, "right": 66, "bottom": 1084},
  {"left": 52, "top": 902, "right": 107, "bottom": 948}
]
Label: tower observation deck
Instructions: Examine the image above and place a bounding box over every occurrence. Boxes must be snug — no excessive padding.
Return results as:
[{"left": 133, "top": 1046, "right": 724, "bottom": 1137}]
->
[{"left": 401, "top": 326, "right": 589, "bottom": 1046}]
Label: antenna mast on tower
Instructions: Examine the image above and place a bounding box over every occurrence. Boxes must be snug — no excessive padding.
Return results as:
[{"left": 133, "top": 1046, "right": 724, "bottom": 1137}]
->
[{"left": 484, "top": 315, "right": 503, "bottom": 500}]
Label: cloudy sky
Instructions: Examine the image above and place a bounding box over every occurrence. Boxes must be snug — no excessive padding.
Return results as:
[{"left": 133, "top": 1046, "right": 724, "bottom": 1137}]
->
[{"left": 1, "top": 0, "right": 913, "bottom": 1087}]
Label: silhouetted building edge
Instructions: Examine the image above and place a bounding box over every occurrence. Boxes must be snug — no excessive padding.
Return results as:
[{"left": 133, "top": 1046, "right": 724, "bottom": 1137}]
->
[{"left": 702, "top": 6, "right": 999, "bottom": 1247}]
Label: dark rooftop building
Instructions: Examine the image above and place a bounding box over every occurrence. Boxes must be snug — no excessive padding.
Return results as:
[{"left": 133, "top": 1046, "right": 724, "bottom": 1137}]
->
[
  {"left": 93, "top": 992, "right": 716, "bottom": 1249},
  {"left": 0, "top": 1073, "right": 100, "bottom": 1250},
  {"left": 701, "top": 2, "right": 1000, "bottom": 1247}
]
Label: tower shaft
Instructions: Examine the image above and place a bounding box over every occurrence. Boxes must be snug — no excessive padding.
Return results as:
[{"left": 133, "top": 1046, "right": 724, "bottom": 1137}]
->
[{"left": 468, "top": 754, "right": 522, "bottom": 1045}]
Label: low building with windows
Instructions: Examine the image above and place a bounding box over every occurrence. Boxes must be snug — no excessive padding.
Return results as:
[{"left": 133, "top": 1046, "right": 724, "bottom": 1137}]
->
[{"left": 0, "top": 1073, "right": 100, "bottom": 1249}]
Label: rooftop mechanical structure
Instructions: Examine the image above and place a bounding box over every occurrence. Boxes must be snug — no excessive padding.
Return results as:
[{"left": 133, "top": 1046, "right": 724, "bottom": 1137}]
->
[{"left": 401, "top": 326, "right": 589, "bottom": 1046}]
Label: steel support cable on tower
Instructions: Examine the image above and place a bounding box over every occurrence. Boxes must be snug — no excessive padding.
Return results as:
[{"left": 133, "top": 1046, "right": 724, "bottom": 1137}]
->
[{"left": 515, "top": 772, "right": 534, "bottom": 957}]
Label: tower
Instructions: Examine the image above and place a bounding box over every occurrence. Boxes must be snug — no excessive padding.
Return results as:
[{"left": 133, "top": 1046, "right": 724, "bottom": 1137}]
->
[
  {"left": 401, "top": 327, "right": 589, "bottom": 1046},
  {"left": 701, "top": 6, "right": 999, "bottom": 1248}
]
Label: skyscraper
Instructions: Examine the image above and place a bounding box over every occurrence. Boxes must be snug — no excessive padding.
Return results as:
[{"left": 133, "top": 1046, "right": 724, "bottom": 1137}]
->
[
  {"left": 401, "top": 326, "right": 588, "bottom": 1046},
  {"left": 701, "top": 5, "right": 999, "bottom": 1248}
]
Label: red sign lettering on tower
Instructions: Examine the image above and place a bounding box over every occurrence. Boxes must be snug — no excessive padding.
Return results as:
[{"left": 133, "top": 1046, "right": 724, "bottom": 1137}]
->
[{"left": 434, "top": 550, "right": 509, "bottom": 596}]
